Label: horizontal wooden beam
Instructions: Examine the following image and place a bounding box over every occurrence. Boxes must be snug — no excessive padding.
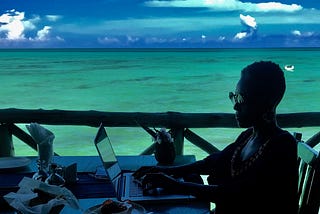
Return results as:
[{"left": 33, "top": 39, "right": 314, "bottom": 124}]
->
[
  {"left": 0, "top": 108, "right": 319, "bottom": 128},
  {"left": 0, "top": 108, "right": 237, "bottom": 128}
]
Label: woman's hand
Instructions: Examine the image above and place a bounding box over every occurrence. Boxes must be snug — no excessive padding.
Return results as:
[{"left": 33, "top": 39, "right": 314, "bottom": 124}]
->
[
  {"left": 141, "top": 172, "right": 180, "bottom": 192},
  {"left": 133, "top": 166, "right": 164, "bottom": 179}
]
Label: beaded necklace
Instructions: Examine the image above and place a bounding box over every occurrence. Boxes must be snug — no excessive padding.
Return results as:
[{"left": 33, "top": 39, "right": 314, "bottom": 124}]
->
[{"left": 230, "top": 134, "right": 271, "bottom": 177}]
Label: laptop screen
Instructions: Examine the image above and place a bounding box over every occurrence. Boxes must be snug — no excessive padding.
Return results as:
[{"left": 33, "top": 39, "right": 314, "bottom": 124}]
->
[{"left": 94, "top": 125, "right": 121, "bottom": 180}]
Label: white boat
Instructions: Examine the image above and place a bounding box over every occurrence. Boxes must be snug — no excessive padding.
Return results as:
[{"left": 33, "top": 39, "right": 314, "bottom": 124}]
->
[{"left": 284, "top": 65, "right": 294, "bottom": 72}]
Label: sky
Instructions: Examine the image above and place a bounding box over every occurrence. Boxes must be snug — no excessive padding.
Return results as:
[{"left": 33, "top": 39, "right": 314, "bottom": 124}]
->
[{"left": 0, "top": 0, "right": 319, "bottom": 48}]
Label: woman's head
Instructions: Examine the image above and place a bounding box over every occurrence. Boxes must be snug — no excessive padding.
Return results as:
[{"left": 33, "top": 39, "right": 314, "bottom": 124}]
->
[{"left": 232, "top": 61, "right": 286, "bottom": 128}]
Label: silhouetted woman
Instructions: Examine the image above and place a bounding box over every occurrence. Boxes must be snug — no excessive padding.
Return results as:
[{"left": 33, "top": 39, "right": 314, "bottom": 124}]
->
[{"left": 134, "top": 61, "right": 298, "bottom": 214}]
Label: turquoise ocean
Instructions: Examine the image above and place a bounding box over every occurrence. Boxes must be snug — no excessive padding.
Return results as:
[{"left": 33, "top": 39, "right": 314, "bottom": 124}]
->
[{"left": 0, "top": 48, "right": 319, "bottom": 160}]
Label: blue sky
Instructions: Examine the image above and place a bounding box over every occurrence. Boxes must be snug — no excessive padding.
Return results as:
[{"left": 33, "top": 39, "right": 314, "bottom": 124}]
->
[{"left": 0, "top": 0, "right": 319, "bottom": 48}]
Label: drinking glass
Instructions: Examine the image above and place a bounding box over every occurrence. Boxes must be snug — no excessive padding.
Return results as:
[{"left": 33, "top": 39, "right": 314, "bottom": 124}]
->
[{"left": 38, "top": 142, "right": 53, "bottom": 172}]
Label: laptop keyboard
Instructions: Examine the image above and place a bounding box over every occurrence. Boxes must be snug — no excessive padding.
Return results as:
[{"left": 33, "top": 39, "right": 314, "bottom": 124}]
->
[{"left": 128, "top": 176, "right": 144, "bottom": 197}]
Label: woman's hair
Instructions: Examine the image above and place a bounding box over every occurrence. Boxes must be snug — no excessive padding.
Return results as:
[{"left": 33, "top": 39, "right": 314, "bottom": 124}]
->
[{"left": 241, "top": 61, "right": 286, "bottom": 109}]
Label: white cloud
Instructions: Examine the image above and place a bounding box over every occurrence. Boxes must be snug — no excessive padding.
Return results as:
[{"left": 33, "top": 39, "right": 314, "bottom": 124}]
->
[
  {"left": 144, "top": 0, "right": 303, "bottom": 12},
  {"left": 145, "top": 37, "right": 168, "bottom": 44},
  {"left": 0, "top": 10, "right": 63, "bottom": 46},
  {"left": 305, "top": 32, "right": 315, "bottom": 37},
  {"left": 23, "top": 19, "right": 37, "bottom": 30},
  {"left": 218, "top": 36, "right": 226, "bottom": 41},
  {"left": 56, "top": 36, "right": 64, "bottom": 41},
  {"left": 234, "top": 14, "right": 257, "bottom": 40},
  {"left": 46, "top": 15, "right": 62, "bottom": 22},
  {"left": 98, "top": 36, "right": 121, "bottom": 44},
  {"left": 36, "top": 26, "right": 51, "bottom": 41},
  {"left": 0, "top": 11, "right": 13, "bottom": 23},
  {"left": 255, "top": 2, "right": 302, "bottom": 12},
  {"left": 0, "top": 10, "right": 26, "bottom": 40},
  {"left": 240, "top": 14, "right": 257, "bottom": 29},
  {"left": 127, "top": 35, "right": 140, "bottom": 43},
  {"left": 292, "top": 30, "right": 301, "bottom": 36},
  {"left": 234, "top": 32, "right": 248, "bottom": 39},
  {"left": 291, "top": 30, "right": 315, "bottom": 37}
]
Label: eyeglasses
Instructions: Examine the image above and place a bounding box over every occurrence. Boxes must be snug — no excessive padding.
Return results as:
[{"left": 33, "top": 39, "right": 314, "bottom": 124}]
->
[{"left": 229, "top": 92, "right": 245, "bottom": 104}]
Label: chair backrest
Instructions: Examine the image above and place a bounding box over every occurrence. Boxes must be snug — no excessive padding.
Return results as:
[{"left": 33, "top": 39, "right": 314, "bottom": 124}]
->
[{"left": 298, "top": 141, "right": 320, "bottom": 214}]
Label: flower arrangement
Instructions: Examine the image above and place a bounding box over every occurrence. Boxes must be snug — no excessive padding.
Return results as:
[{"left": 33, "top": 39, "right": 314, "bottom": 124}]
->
[
  {"left": 153, "top": 128, "right": 173, "bottom": 144},
  {"left": 137, "top": 123, "right": 176, "bottom": 165},
  {"left": 153, "top": 128, "right": 176, "bottom": 165}
]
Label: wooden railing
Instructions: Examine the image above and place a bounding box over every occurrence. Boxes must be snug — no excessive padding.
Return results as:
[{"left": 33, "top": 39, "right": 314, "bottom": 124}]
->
[{"left": 0, "top": 108, "right": 320, "bottom": 157}]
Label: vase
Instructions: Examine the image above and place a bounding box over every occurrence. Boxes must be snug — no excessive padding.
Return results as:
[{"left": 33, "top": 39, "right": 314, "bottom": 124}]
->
[{"left": 155, "top": 142, "right": 176, "bottom": 165}]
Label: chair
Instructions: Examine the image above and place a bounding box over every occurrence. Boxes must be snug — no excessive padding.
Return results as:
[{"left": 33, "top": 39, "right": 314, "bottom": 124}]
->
[{"left": 298, "top": 141, "right": 320, "bottom": 214}]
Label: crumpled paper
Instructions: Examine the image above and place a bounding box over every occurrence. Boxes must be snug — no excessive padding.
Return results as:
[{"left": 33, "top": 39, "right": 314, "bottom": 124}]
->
[
  {"left": 4, "top": 177, "right": 80, "bottom": 214},
  {"left": 26, "top": 123, "right": 55, "bottom": 167}
]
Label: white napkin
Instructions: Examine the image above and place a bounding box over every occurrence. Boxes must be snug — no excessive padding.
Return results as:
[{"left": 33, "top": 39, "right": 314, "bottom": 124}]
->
[
  {"left": 4, "top": 177, "right": 80, "bottom": 214},
  {"left": 26, "top": 123, "right": 55, "bottom": 144},
  {"left": 26, "top": 123, "right": 55, "bottom": 166}
]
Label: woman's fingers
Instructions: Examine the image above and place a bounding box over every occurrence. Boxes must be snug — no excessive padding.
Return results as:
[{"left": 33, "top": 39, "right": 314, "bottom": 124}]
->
[
  {"left": 142, "top": 172, "right": 177, "bottom": 190},
  {"left": 133, "top": 166, "right": 156, "bottom": 179}
]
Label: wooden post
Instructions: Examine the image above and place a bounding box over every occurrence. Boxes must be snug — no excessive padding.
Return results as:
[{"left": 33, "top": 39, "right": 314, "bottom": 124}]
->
[
  {"left": 0, "top": 123, "right": 14, "bottom": 157},
  {"left": 171, "top": 128, "right": 184, "bottom": 155}
]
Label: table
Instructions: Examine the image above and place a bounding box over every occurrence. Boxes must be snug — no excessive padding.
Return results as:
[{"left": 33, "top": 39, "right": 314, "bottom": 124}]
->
[
  {"left": 0, "top": 155, "right": 210, "bottom": 214},
  {"left": 62, "top": 198, "right": 210, "bottom": 214}
]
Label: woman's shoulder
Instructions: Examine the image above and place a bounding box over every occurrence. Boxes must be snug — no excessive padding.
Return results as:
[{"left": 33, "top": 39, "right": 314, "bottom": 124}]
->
[
  {"left": 273, "top": 129, "right": 296, "bottom": 143},
  {"left": 269, "top": 128, "right": 297, "bottom": 152}
]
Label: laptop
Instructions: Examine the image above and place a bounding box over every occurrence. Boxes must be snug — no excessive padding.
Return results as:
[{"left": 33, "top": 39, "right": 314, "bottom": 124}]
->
[{"left": 93, "top": 123, "right": 195, "bottom": 202}]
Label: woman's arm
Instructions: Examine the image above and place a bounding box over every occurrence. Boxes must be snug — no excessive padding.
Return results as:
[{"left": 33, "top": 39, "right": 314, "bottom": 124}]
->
[
  {"left": 142, "top": 172, "right": 219, "bottom": 201},
  {"left": 133, "top": 158, "right": 212, "bottom": 179},
  {"left": 162, "top": 159, "right": 212, "bottom": 176},
  {"left": 176, "top": 180, "right": 219, "bottom": 201}
]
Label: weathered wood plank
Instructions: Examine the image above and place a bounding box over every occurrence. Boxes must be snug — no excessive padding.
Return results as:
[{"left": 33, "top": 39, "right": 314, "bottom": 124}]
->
[{"left": 0, "top": 108, "right": 319, "bottom": 128}]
